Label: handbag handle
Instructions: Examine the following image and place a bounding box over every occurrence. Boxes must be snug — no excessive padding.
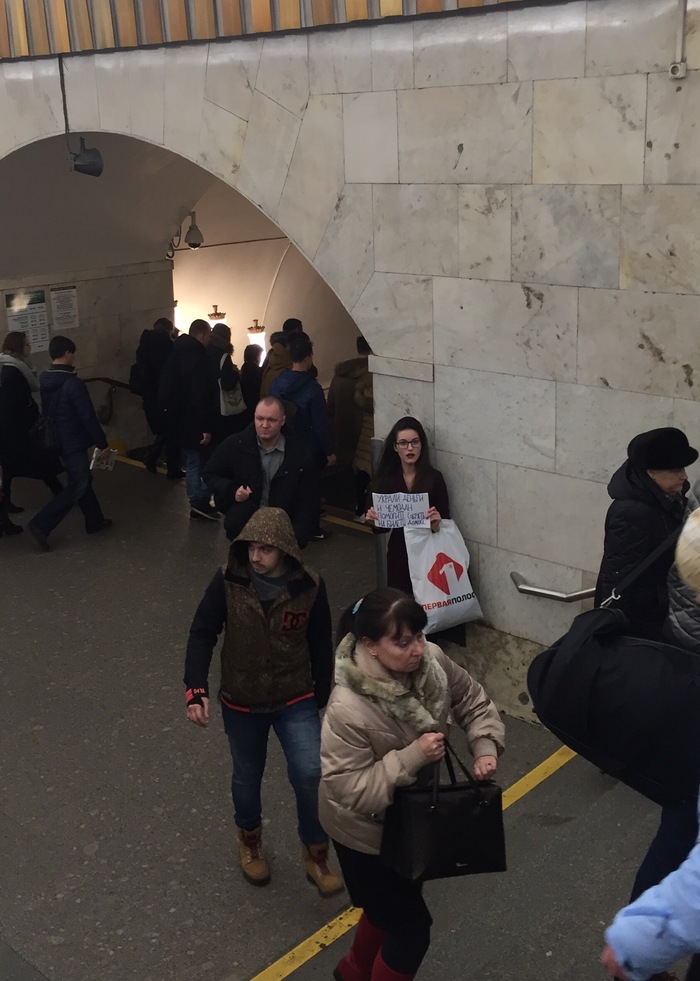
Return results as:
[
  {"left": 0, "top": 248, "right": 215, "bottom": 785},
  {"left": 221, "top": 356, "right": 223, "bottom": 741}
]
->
[{"left": 430, "top": 737, "right": 482, "bottom": 806}]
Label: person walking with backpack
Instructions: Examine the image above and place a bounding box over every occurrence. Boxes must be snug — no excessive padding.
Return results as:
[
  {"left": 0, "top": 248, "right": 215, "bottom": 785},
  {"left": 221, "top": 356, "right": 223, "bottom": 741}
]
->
[{"left": 27, "top": 335, "right": 113, "bottom": 551}]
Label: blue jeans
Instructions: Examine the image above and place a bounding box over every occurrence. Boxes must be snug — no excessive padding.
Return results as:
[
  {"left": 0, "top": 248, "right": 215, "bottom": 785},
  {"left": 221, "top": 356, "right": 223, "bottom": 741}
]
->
[
  {"left": 31, "top": 450, "right": 104, "bottom": 536},
  {"left": 183, "top": 448, "right": 208, "bottom": 506},
  {"left": 221, "top": 698, "right": 327, "bottom": 845}
]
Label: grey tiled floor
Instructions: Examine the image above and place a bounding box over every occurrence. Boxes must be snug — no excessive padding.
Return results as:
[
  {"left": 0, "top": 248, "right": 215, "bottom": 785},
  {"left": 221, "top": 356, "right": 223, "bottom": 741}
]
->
[
  {"left": 0, "top": 463, "right": 682, "bottom": 981},
  {"left": 0, "top": 463, "right": 375, "bottom": 981}
]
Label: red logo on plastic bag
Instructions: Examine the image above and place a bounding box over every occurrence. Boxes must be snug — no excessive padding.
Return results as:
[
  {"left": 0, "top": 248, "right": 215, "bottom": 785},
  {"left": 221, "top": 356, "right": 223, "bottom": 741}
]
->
[{"left": 427, "top": 552, "right": 464, "bottom": 594}]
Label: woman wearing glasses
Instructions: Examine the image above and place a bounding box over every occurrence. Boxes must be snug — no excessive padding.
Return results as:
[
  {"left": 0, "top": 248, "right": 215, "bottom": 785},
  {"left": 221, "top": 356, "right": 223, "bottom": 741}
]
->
[{"left": 365, "top": 416, "right": 449, "bottom": 594}]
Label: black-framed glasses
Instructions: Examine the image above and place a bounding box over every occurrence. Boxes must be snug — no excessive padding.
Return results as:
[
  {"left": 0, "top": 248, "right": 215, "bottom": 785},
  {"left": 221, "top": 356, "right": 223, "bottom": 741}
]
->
[{"left": 395, "top": 438, "right": 421, "bottom": 449}]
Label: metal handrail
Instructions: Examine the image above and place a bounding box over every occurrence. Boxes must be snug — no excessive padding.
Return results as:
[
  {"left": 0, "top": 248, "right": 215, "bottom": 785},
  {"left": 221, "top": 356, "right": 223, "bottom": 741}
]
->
[
  {"left": 510, "top": 571, "right": 595, "bottom": 604},
  {"left": 83, "top": 375, "right": 131, "bottom": 425}
]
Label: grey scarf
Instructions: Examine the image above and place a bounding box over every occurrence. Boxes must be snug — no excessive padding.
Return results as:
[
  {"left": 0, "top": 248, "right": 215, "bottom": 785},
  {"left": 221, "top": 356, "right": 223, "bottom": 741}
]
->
[{"left": 0, "top": 353, "right": 39, "bottom": 393}]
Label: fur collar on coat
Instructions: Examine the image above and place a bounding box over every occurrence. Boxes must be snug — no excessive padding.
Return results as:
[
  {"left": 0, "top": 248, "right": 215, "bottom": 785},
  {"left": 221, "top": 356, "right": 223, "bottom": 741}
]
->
[{"left": 334, "top": 632, "right": 447, "bottom": 733}]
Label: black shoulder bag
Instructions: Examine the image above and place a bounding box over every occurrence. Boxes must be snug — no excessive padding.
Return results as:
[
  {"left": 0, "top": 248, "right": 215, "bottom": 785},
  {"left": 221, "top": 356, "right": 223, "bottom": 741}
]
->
[{"left": 380, "top": 738, "right": 506, "bottom": 883}]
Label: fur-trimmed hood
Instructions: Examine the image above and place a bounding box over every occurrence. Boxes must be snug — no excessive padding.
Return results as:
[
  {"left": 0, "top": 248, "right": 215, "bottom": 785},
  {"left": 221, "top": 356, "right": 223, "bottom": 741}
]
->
[{"left": 334, "top": 632, "right": 448, "bottom": 733}]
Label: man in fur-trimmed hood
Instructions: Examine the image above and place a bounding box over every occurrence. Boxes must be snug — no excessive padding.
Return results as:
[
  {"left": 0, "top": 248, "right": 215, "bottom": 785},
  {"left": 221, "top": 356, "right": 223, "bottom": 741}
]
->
[{"left": 183, "top": 507, "right": 343, "bottom": 896}]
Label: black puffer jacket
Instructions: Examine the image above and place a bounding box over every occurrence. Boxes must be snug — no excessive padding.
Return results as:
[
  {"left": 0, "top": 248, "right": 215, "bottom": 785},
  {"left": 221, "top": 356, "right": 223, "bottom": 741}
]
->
[
  {"left": 594, "top": 463, "right": 687, "bottom": 639},
  {"left": 202, "top": 422, "right": 317, "bottom": 545}
]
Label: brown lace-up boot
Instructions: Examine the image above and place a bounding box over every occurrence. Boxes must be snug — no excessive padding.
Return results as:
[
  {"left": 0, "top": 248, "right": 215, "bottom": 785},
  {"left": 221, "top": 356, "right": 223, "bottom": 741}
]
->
[
  {"left": 237, "top": 827, "right": 270, "bottom": 886},
  {"left": 302, "top": 842, "right": 344, "bottom": 897}
]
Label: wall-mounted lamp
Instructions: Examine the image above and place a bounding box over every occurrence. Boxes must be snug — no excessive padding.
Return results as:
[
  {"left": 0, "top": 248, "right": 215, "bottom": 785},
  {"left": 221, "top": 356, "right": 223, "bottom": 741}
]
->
[
  {"left": 185, "top": 212, "right": 204, "bottom": 250},
  {"left": 247, "top": 318, "right": 267, "bottom": 350},
  {"left": 58, "top": 57, "right": 103, "bottom": 178},
  {"left": 209, "top": 304, "right": 226, "bottom": 321}
]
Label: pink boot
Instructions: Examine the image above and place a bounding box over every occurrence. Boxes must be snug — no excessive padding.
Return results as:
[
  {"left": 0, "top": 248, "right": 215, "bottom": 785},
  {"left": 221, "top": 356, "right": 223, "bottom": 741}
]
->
[
  {"left": 333, "top": 914, "right": 386, "bottom": 981},
  {"left": 369, "top": 951, "right": 416, "bottom": 981}
]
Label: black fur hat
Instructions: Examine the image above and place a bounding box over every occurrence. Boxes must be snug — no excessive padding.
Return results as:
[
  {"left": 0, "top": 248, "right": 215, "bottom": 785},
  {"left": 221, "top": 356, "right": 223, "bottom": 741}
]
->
[{"left": 627, "top": 427, "right": 698, "bottom": 470}]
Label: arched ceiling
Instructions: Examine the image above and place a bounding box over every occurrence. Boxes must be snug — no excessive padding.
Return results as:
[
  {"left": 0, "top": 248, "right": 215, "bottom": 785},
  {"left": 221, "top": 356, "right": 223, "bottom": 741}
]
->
[{"left": 0, "top": 133, "right": 283, "bottom": 281}]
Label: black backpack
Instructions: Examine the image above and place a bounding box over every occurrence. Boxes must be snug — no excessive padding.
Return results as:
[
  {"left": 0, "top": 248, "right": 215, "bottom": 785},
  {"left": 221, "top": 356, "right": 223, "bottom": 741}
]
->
[{"left": 128, "top": 361, "right": 147, "bottom": 397}]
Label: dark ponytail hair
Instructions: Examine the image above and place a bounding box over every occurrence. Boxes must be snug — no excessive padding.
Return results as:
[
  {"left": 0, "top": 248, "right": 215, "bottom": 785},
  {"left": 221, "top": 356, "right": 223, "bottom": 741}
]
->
[{"left": 337, "top": 588, "right": 427, "bottom": 646}]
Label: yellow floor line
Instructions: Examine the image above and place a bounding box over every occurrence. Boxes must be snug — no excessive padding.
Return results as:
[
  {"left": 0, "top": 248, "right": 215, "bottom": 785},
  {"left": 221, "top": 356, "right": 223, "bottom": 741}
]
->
[
  {"left": 245, "top": 744, "right": 577, "bottom": 981},
  {"left": 115, "top": 454, "right": 151, "bottom": 470},
  {"left": 325, "top": 514, "right": 373, "bottom": 534}
]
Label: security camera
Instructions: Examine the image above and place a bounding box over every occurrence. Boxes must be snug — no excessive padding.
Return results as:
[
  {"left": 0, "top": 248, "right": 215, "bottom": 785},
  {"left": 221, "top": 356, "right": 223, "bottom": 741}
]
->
[{"left": 185, "top": 212, "right": 204, "bottom": 250}]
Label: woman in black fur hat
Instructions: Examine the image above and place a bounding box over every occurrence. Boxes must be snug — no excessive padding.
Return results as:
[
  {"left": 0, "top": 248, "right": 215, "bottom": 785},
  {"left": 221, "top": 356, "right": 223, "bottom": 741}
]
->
[{"left": 594, "top": 426, "right": 698, "bottom": 641}]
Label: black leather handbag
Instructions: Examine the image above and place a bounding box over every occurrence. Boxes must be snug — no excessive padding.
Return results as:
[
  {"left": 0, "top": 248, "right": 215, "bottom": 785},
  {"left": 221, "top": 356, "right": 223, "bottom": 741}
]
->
[{"left": 380, "top": 739, "right": 506, "bottom": 883}]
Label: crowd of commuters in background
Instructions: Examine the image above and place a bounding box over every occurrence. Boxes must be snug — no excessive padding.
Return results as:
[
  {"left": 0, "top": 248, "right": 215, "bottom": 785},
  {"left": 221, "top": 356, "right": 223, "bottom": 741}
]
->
[{"left": 0, "top": 314, "right": 375, "bottom": 551}]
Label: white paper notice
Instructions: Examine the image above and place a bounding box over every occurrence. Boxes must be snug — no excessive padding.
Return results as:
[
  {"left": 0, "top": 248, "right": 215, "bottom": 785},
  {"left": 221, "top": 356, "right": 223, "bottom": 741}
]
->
[
  {"left": 4, "top": 289, "right": 50, "bottom": 352},
  {"left": 50, "top": 285, "right": 79, "bottom": 331},
  {"left": 372, "top": 492, "right": 430, "bottom": 529}
]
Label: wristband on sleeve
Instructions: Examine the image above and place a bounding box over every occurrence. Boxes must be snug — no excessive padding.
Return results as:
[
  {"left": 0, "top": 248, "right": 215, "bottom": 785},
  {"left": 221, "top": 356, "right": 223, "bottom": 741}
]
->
[{"left": 186, "top": 687, "right": 208, "bottom": 707}]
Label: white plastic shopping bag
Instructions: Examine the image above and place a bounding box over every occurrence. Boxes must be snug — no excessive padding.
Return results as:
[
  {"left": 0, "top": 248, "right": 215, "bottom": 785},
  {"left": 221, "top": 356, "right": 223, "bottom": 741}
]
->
[{"left": 405, "top": 519, "right": 482, "bottom": 634}]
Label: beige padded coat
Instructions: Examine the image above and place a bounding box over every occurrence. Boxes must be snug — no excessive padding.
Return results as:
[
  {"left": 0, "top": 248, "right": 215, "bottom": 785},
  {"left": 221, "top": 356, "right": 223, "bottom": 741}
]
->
[{"left": 319, "top": 635, "right": 505, "bottom": 855}]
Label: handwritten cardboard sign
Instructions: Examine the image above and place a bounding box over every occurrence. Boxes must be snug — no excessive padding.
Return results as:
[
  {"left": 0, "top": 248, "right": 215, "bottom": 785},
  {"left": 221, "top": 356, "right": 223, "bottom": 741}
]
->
[{"left": 372, "top": 492, "right": 430, "bottom": 530}]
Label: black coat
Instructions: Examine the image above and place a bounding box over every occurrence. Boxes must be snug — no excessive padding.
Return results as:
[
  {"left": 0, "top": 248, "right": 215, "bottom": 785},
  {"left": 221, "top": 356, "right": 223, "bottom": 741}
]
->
[
  {"left": 240, "top": 362, "right": 262, "bottom": 421},
  {"left": 202, "top": 423, "right": 318, "bottom": 545},
  {"left": 0, "top": 363, "right": 41, "bottom": 476},
  {"left": 594, "top": 463, "right": 686, "bottom": 638},
  {"left": 159, "top": 335, "right": 218, "bottom": 450},
  {"left": 135, "top": 328, "right": 173, "bottom": 433}
]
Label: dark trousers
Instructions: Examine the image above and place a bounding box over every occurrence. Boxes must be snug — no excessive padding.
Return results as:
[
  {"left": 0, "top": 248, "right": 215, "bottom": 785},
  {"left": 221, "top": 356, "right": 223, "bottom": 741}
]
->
[
  {"left": 687, "top": 957, "right": 700, "bottom": 980},
  {"left": 31, "top": 450, "right": 105, "bottom": 536},
  {"left": 5, "top": 471, "right": 63, "bottom": 502},
  {"left": 145, "top": 432, "right": 181, "bottom": 474},
  {"left": 332, "top": 839, "right": 432, "bottom": 974},
  {"left": 355, "top": 469, "right": 370, "bottom": 515},
  {"left": 630, "top": 799, "right": 698, "bottom": 901}
]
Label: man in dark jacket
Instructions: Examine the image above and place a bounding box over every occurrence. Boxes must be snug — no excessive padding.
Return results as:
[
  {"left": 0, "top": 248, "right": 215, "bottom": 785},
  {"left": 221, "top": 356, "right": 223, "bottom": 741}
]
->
[
  {"left": 595, "top": 427, "right": 698, "bottom": 640},
  {"left": 159, "top": 319, "right": 218, "bottom": 520},
  {"left": 183, "top": 507, "right": 342, "bottom": 896},
  {"left": 271, "top": 334, "right": 335, "bottom": 540},
  {"left": 134, "top": 317, "right": 182, "bottom": 479},
  {"left": 202, "top": 396, "right": 318, "bottom": 544},
  {"left": 27, "top": 335, "right": 112, "bottom": 551}
]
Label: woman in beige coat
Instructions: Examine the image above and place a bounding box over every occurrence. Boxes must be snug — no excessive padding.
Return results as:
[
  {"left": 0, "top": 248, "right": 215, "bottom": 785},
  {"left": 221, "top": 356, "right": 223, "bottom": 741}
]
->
[{"left": 319, "top": 588, "right": 505, "bottom": 981}]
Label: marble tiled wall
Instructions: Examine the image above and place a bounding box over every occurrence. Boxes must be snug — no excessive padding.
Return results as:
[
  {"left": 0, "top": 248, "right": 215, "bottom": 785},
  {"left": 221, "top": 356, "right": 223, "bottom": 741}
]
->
[
  {"left": 2, "top": 0, "right": 700, "bottom": 648},
  {"left": 0, "top": 263, "right": 173, "bottom": 450}
]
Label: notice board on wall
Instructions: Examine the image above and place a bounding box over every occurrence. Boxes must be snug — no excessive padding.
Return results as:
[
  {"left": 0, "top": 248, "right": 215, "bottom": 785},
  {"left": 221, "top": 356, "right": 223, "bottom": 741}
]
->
[
  {"left": 4, "top": 289, "right": 50, "bottom": 352},
  {"left": 50, "top": 286, "right": 79, "bottom": 331}
]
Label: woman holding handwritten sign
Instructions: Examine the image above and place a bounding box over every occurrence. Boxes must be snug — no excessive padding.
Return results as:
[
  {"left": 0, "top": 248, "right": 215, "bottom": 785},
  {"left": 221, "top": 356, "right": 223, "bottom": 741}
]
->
[{"left": 365, "top": 416, "right": 449, "bottom": 594}]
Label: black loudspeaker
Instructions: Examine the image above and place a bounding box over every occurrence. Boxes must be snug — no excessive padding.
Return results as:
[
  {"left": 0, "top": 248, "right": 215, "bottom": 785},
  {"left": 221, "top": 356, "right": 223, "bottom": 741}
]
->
[{"left": 72, "top": 138, "right": 103, "bottom": 177}]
